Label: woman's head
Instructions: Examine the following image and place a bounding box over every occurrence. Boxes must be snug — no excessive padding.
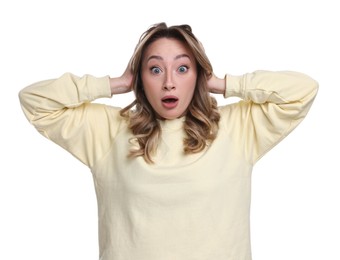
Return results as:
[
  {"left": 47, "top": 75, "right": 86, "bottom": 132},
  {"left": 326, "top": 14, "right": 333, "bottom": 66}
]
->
[
  {"left": 130, "top": 22, "right": 213, "bottom": 119},
  {"left": 121, "top": 23, "right": 220, "bottom": 163},
  {"left": 140, "top": 37, "right": 197, "bottom": 119}
]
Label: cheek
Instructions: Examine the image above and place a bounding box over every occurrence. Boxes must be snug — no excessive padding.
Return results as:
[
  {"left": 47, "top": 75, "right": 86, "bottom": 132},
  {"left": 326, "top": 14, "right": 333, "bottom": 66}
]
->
[
  {"left": 142, "top": 83, "right": 160, "bottom": 109},
  {"left": 187, "top": 88, "right": 196, "bottom": 103},
  {"left": 185, "top": 80, "right": 197, "bottom": 100},
  {"left": 180, "top": 87, "right": 196, "bottom": 110},
  {"left": 141, "top": 75, "right": 155, "bottom": 98},
  {"left": 141, "top": 72, "right": 161, "bottom": 93},
  {"left": 144, "top": 90, "right": 156, "bottom": 106}
]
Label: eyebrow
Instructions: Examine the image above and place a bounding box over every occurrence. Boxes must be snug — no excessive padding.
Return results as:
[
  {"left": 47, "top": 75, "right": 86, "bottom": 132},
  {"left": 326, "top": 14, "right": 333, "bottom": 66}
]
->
[{"left": 147, "top": 54, "right": 191, "bottom": 62}]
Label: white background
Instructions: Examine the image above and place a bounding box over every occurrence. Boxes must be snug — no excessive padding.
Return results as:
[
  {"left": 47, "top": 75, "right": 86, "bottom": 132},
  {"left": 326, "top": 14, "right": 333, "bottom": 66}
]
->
[{"left": 1, "top": 0, "right": 339, "bottom": 259}]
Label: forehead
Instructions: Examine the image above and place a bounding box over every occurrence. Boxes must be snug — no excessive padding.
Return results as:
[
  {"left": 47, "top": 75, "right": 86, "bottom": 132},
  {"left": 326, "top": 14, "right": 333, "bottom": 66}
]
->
[{"left": 143, "top": 38, "right": 194, "bottom": 60}]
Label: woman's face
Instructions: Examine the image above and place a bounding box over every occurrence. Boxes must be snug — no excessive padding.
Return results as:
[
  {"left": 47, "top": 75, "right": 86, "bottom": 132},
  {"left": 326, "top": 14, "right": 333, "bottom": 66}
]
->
[{"left": 141, "top": 37, "right": 197, "bottom": 120}]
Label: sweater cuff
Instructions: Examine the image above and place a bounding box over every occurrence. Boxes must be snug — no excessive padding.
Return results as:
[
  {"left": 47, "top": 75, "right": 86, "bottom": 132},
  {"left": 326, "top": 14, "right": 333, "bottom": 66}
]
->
[
  {"left": 86, "top": 75, "right": 112, "bottom": 100},
  {"left": 224, "top": 74, "right": 244, "bottom": 99}
]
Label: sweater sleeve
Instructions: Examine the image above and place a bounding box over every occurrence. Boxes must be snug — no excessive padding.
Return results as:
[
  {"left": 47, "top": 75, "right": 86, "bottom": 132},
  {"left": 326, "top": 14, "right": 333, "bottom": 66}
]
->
[
  {"left": 19, "top": 73, "right": 122, "bottom": 169},
  {"left": 221, "top": 70, "right": 318, "bottom": 164}
]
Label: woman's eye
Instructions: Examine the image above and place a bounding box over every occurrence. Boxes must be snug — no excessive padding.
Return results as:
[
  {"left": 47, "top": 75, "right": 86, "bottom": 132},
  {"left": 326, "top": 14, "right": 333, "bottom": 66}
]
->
[
  {"left": 151, "top": 67, "right": 161, "bottom": 74},
  {"left": 178, "top": 65, "right": 188, "bottom": 73}
]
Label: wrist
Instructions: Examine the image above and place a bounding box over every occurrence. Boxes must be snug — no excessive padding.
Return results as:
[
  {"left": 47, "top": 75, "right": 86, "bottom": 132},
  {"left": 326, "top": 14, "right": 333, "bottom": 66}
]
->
[
  {"left": 208, "top": 75, "right": 225, "bottom": 95},
  {"left": 110, "top": 77, "right": 130, "bottom": 95}
]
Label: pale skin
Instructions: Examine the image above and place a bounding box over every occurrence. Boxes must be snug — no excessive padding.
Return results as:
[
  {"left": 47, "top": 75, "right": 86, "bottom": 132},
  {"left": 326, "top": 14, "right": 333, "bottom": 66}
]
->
[{"left": 109, "top": 38, "right": 226, "bottom": 119}]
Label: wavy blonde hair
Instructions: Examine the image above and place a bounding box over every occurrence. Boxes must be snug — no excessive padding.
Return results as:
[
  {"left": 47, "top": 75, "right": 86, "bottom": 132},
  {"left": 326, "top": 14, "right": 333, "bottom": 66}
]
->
[{"left": 120, "top": 22, "right": 220, "bottom": 163}]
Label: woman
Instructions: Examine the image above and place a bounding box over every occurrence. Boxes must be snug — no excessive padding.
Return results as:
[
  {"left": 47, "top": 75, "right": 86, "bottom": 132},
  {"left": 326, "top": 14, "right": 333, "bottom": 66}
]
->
[{"left": 19, "top": 22, "right": 318, "bottom": 260}]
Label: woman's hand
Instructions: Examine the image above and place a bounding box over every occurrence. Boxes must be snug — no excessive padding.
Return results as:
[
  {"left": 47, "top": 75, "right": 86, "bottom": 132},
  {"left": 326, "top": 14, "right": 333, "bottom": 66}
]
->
[
  {"left": 110, "top": 58, "right": 134, "bottom": 95},
  {"left": 207, "top": 73, "right": 226, "bottom": 95}
]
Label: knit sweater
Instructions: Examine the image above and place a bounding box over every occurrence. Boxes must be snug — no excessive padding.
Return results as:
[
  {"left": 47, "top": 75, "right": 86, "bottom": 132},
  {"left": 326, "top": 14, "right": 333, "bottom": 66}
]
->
[{"left": 19, "top": 70, "right": 318, "bottom": 260}]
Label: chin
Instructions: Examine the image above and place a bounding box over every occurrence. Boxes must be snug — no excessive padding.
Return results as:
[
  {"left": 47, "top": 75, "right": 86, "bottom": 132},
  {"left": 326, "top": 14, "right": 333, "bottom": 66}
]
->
[
  {"left": 166, "top": 115, "right": 186, "bottom": 120},
  {"left": 157, "top": 113, "right": 182, "bottom": 120},
  {"left": 156, "top": 108, "right": 187, "bottom": 120}
]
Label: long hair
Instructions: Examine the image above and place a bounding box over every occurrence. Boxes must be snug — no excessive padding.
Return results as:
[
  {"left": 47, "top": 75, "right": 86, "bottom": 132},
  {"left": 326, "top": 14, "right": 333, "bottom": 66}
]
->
[{"left": 120, "top": 22, "right": 220, "bottom": 163}]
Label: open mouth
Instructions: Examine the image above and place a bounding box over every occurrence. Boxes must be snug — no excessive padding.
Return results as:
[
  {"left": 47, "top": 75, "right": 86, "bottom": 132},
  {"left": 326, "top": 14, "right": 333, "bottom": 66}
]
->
[
  {"left": 161, "top": 96, "right": 179, "bottom": 108},
  {"left": 162, "top": 97, "right": 178, "bottom": 103}
]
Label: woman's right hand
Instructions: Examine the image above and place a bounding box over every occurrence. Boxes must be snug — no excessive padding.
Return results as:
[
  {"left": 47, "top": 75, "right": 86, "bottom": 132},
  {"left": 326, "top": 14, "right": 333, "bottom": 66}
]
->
[{"left": 110, "top": 58, "right": 134, "bottom": 95}]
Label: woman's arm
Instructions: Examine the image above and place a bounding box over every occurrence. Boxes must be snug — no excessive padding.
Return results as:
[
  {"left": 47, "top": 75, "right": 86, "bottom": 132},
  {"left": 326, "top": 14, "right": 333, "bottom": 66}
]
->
[
  {"left": 209, "top": 70, "right": 319, "bottom": 164},
  {"left": 207, "top": 73, "right": 225, "bottom": 95},
  {"left": 19, "top": 73, "right": 127, "bottom": 168}
]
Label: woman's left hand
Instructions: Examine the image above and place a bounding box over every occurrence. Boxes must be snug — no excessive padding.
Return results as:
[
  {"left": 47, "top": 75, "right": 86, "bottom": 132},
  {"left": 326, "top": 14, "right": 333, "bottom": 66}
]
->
[{"left": 207, "top": 73, "right": 225, "bottom": 95}]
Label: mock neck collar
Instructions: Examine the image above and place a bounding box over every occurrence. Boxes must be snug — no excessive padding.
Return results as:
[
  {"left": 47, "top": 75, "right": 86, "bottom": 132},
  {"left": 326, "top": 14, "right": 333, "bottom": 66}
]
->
[{"left": 158, "top": 117, "right": 185, "bottom": 131}]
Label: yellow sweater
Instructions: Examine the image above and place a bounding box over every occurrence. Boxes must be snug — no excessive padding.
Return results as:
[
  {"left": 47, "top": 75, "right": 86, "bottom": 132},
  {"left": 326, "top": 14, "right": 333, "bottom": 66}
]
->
[{"left": 19, "top": 71, "right": 318, "bottom": 260}]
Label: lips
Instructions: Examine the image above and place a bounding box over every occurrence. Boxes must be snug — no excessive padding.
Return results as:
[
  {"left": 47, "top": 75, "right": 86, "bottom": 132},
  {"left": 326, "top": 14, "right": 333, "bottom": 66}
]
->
[{"left": 161, "top": 95, "right": 179, "bottom": 108}]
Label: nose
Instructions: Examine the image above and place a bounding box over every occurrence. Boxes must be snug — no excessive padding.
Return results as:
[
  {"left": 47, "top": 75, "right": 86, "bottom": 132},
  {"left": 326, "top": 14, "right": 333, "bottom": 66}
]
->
[
  {"left": 163, "top": 84, "right": 175, "bottom": 91},
  {"left": 163, "top": 71, "right": 175, "bottom": 91}
]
